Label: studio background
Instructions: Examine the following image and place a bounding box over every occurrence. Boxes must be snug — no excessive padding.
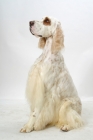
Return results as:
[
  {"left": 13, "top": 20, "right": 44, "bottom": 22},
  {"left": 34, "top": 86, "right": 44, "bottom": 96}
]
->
[{"left": 0, "top": 0, "right": 93, "bottom": 100}]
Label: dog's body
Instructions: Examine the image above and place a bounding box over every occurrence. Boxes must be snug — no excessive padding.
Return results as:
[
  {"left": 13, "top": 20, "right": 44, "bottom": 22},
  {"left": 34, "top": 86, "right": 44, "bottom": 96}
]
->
[{"left": 20, "top": 17, "right": 83, "bottom": 133}]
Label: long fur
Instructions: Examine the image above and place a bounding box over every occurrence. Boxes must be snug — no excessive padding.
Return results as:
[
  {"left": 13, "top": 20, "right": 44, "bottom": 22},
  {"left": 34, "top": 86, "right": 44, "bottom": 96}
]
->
[
  {"left": 51, "top": 24, "right": 64, "bottom": 53},
  {"left": 20, "top": 17, "right": 83, "bottom": 133}
]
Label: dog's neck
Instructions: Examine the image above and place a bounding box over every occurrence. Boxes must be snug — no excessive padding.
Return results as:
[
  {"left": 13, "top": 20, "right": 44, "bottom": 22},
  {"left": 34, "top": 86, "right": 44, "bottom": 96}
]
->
[
  {"left": 43, "top": 37, "right": 52, "bottom": 53},
  {"left": 43, "top": 36, "right": 59, "bottom": 62},
  {"left": 42, "top": 37, "right": 53, "bottom": 62}
]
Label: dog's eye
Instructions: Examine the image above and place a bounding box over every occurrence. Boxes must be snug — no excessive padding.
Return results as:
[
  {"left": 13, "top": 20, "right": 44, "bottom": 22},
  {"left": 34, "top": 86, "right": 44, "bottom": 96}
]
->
[
  {"left": 43, "top": 17, "right": 51, "bottom": 26},
  {"left": 45, "top": 20, "right": 50, "bottom": 23}
]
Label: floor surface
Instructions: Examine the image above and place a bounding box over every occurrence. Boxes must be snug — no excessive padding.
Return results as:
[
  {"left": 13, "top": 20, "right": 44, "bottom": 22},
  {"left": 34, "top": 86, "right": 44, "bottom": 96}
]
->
[{"left": 0, "top": 100, "right": 93, "bottom": 140}]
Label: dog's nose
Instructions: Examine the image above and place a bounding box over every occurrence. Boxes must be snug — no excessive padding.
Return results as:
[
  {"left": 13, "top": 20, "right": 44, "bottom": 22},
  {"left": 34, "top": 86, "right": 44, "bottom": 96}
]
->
[{"left": 29, "top": 21, "right": 35, "bottom": 27}]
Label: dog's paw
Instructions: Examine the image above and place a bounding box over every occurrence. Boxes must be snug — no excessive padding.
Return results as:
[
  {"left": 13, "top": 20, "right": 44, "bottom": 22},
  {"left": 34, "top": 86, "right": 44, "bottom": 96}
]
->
[
  {"left": 20, "top": 125, "right": 33, "bottom": 133},
  {"left": 60, "top": 124, "right": 70, "bottom": 132}
]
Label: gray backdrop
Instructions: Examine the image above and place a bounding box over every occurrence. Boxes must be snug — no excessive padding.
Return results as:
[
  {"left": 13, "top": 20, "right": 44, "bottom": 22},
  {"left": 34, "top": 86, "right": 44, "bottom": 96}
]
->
[{"left": 0, "top": 0, "right": 93, "bottom": 100}]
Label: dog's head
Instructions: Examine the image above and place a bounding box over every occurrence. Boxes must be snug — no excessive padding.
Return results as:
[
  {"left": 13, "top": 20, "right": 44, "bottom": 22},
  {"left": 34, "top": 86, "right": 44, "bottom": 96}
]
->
[{"left": 29, "top": 16, "right": 64, "bottom": 53}]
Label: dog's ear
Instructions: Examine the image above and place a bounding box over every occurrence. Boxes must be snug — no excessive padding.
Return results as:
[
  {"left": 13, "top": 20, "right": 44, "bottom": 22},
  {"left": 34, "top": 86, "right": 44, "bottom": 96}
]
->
[
  {"left": 51, "top": 24, "right": 64, "bottom": 53},
  {"left": 38, "top": 37, "right": 46, "bottom": 49}
]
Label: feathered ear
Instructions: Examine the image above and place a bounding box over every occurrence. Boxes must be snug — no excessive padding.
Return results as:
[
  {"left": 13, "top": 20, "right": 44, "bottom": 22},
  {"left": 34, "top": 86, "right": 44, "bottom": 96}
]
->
[
  {"left": 38, "top": 37, "right": 46, "bottom": 49},
  {"left": 51, "top": 24, "right": 64, "bottom": 53}
]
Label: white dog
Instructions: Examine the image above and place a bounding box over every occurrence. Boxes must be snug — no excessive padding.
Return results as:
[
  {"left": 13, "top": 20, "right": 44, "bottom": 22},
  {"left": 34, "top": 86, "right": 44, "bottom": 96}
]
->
[{"left": 20, "top": 17, "right": 83, "bottom": 133}]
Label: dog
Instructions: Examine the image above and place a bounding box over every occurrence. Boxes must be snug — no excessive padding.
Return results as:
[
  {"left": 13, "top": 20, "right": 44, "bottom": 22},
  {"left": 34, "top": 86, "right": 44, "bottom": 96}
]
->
[{"left": 20, "top": 17, "right": 83, "bottom": 133}]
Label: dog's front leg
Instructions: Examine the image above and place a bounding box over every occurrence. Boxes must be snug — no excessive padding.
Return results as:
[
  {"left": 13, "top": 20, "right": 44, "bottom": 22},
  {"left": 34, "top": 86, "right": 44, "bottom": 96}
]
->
[
  {"left": 20, "top": 66, "right": 45, "bottom": 133},
  {"left": 20, "top": 108, "right": 39, "bottom": 133}
]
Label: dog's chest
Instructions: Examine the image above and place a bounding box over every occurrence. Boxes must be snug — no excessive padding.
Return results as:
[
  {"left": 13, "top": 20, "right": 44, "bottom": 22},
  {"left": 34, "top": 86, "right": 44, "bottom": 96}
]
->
[{"left": 40, "top": 53, "right": 64, "bottom": 93}]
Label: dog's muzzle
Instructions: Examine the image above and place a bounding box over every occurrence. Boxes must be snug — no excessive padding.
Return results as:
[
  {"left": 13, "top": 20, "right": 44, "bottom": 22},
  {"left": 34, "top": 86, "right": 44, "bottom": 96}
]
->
[{"left": 29, "top": 22, "right": 42, "bottom": 37}]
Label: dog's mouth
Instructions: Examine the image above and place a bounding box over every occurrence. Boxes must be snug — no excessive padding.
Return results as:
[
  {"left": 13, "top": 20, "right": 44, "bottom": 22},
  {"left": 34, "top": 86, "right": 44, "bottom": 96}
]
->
[{"left": 29, "top": 28, "right": 42, "bottom": 37}]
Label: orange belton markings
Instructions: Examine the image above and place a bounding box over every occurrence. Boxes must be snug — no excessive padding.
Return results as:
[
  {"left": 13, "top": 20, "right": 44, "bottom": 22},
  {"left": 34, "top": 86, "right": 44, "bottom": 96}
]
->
[{"left": 43, "top": 17, "right": 51, "bottom": 26}]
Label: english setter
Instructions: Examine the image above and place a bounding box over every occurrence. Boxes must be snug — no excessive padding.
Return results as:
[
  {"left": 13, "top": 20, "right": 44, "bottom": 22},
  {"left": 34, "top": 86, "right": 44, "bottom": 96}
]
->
[{"left": 20, "top": 17, "right": 83, "bottom": 132}]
